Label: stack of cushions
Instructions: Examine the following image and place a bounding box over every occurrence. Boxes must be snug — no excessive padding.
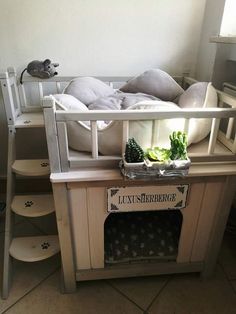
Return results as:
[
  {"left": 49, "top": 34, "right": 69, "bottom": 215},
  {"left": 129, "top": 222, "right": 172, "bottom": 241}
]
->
[{"left": 52, "top": 69, "right": 218, "bottom": 155}]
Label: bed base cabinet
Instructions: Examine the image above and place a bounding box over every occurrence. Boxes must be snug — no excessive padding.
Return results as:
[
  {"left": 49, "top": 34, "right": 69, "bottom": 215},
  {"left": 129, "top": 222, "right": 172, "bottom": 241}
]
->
[{"left": 55, "top": 174, "right": 234, "bottom": 291}]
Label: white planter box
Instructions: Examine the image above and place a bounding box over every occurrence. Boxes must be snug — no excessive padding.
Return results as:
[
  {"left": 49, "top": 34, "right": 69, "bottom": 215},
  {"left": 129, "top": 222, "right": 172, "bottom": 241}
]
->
[{"left": 121, "top": 158, "right": 191, "bottom": 179}]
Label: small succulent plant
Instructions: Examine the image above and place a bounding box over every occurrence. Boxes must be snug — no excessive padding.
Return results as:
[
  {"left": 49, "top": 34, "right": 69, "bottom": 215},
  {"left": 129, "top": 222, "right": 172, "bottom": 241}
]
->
[
  {"left": 145, "top": 147, "right": 171, "bottom": 162},
  {"left": 125, "top": 138, "right": 144, "bottom": 163},
  {"left": 169, "top": 131, "right": 188, "bottom": 160}
]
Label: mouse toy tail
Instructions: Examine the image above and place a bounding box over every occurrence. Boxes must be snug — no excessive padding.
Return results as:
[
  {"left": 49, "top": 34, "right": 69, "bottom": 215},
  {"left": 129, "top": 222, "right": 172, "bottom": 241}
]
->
[{"left": 20, "top": 68, "right": 27, "bottom": 84}]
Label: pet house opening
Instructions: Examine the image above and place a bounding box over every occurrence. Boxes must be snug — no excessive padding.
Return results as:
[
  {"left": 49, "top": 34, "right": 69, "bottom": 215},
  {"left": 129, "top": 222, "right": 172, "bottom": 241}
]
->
[{"left": 104, "top": 210, "right": 183, "bottom": 265}]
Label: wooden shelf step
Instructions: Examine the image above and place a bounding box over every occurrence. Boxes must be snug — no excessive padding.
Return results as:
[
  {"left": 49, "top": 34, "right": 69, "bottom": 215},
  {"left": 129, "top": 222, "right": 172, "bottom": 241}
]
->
[
  {"left": 15, "top": 112, "right": 45, "bottom": 128},
  {"left": 12, "top": 159, "right": 50, "bottom": 176},
  {"left": 9, "top": 235, "right": 60, "bottom": 262},
  {"left": 11, "top": 194, "right": 54, "bottom": 217}
]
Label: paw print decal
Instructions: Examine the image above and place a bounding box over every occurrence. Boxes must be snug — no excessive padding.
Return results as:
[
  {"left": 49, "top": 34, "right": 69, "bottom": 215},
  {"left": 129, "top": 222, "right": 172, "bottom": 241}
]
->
[
  {"left": 41, "top": 162, "right": 49, "bottom": 167},
  {"left": 41, "top": 242, "right": 50, "bottom": 250},
  {"left": 25, "top": 200, "right": 34, "bottom": 207}
]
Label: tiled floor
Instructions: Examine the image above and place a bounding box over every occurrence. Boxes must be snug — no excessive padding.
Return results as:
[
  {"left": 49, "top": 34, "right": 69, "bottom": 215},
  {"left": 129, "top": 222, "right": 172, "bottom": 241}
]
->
[{"left": 0, "top": 214, "right": 236, "bottom": 313}]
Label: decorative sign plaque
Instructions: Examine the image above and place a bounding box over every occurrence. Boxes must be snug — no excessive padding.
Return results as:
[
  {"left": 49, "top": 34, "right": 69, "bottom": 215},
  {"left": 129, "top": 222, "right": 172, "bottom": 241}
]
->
[{"left": 107, "top": 185, "right": 189, "bottom": 212}]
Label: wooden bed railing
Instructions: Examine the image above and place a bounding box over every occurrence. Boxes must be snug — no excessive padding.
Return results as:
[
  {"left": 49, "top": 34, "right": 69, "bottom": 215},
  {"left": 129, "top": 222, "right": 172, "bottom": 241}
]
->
[
  {"left": 43, "top": 95, "right": 236, "bottom": 172},
  {"left": 2, "top": 68, "right": 236, "bottom": 172}
]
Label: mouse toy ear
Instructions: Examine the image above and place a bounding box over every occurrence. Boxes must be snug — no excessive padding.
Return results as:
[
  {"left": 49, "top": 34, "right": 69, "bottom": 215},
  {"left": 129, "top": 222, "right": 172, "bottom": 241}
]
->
[{"left": 43, "top": 59, "right": 51, "bottom": 66}]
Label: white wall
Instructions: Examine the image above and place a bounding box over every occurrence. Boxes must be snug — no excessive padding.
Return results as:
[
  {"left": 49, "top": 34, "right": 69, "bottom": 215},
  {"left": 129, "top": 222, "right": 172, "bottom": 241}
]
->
[
  {"left": 196, "top": 0, "right": 226, "bottom": 81},
  {"left": 196, "top": 0, "right": 236, "bottom": 88},
  {"left": 220, "top": 0, "right": 236, "bottom": 36},
  {"left": 0, "top": 0, "right": 207, "bottom": 176}
]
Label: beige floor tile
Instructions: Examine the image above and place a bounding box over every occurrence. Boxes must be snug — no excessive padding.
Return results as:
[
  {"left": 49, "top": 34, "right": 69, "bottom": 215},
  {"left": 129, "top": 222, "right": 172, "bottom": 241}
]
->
[
  {"left": 4, "top": 271, "right": 143, "bottom": 314},
  {"left": 0, "top": 220, "right": 60, "bottom": 313},
  {"left": 148, "top": 266, "right": 236, "bottom": 314},
  {"left": 110, "top": 275, "right": 168, "bottom": 310},
  {"left": 218, "top": 233, "right": 236, "bottom": 280}
]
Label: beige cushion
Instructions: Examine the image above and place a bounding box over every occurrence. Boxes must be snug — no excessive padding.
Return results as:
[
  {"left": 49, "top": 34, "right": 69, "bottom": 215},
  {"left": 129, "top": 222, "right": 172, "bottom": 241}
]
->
[
  {"left": 51, "top": 94, "right": 108, "bottom": 152},
  {"left": 66, "top": 101, "right": 184, "bottom": 155},
  {"left": 178, "top": 82, "right": 218, "bottom": 144},
  {"left": 120, "top": 69, "right": 184, "bottom": 101}
]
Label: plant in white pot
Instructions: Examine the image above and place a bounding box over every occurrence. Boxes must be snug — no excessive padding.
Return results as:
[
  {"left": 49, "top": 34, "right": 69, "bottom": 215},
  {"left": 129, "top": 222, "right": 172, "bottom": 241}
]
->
[
  {"left": 145, "top": 147, "right": 171, "bottom": 170},
  {"left": 121, "top": 138, "right": 147, "bottom": 179},
  {"left": 124, "top": 138, "right": 145, "bottom": 168}
]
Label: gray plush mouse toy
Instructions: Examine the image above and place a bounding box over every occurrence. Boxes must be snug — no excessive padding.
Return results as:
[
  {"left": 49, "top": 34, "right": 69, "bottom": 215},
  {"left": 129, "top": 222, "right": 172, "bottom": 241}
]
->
[{"left": 20, "top": 59, "right": 59, "bottom": 84}]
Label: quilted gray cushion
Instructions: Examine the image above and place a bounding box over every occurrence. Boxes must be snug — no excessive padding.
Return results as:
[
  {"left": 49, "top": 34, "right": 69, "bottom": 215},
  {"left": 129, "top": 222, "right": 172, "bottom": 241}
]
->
[
  {"left": 88, "top": 92, "right": 159, "bottom": 110},
  {"left": 88, "top": 94, "right": 123, "bottom": 110},
  {"left": 64, "top": 77, "right": 115, "bottom": 105},
  {"left": 120, "top": 69, "right": 184, "bottom": 101}
]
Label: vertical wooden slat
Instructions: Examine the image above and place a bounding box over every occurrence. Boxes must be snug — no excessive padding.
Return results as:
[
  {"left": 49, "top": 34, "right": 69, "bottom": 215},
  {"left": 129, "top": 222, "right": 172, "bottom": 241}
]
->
[
  {"left": 19, "top": 83, "right": 28, "bottom": 108},
  {"left": 38, "top": 82, "right": 43, "bottom": 101},
  {"left": 122, "top": 121, "right": 129, "bottom": 155},
  {"left": 57, "top": 122, "right": 69, "bottom": 172},
  {"left": 52, "top": 183, "right": 76, "bottom": 292},
  {"left": 208, "top": 118, "right": 220, "bottom": 154},
  {"left": 87, "top": 187, "right": 108, "bottom": 269},
  {"left": 151, "top": 120, "right": 158, "bottom": 147},
  {"left": 226, "top": 117, "right": 234, "bottom": 139},
  {"left": 56, "top": 82, "right": 61, "bottom": 93},
  {"left": 184, "top": 119, "right": 190, "bottom": 134},
  {"left": 0, "top": 75, "right": 16, "bottom": 124},
  {"left": 232, "top": 128, "right": 236, "bottom": 153},
  {"left": 69, "top": 188, "right": 91, "bottom": 269},
  {"left": 91, "top": 121, "right": 98, "bottom": 159},
  {"left": 8, "top": 68, "right": 21, "bottom": 115},
  {"left": 2, "top": 127, "right": 16, "bottom": 299},
  {"left": 191, "top": 180, "right": 224, "bottom": 262},
  {"left": 177, "top": 183, "right": 205, "bottom": 263},
  {"left": 202, "top": 176, "right": 236, "bottom": 277},
  {"left": 43, "top": 99, "right": 61, "bottom": 172}
]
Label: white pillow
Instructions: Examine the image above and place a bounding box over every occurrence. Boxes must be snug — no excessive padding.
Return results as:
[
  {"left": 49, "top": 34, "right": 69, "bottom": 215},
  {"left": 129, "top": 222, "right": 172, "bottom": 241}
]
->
[
  {"left": 178, "top": 82, "right": 218, "bottom": 144},
  {"left": 127, "top": 101, "right": 184, "bottom": 150}
]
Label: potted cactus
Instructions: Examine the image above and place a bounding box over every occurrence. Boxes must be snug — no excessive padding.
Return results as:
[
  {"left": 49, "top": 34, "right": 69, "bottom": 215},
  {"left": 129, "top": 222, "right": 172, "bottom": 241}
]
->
[
  {"left": 124, "top": 138, "right": 145, "bottom": 166},
  {"left": 169, "top": 131, "right": 188, "bottom": 160},
  {"left": 169, "top": 131, "right": 191, "bottom": 170},
  {"left": 122, "top": 138, "right": 146, "bottom": 178}
]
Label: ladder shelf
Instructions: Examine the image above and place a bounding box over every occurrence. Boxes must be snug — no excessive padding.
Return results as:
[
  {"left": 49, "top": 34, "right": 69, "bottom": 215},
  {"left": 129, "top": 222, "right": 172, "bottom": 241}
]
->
[
  {"left": 9, "top": 235, "right": 60, "bottom": 262},
  {"left": 0, "top": 68, "right": 60, "bottom": 299},
  {"left": 14, "top": 112, "right": 45, "bottom": 128},
  {"left": 11, "top": 194, "right": 55, "bottom": 217},
  {"left": 12, "top": 159, "right": 50, "bottom": 176}
]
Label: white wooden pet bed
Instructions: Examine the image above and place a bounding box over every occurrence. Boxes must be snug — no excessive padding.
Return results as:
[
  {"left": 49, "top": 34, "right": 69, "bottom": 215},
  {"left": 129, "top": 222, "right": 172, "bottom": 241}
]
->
[
  {"left": 3, "top": 69, "right": 236, "bottom": 294},
  {"left": 40, "top": 74, "right": 236, "bottom": 293}
]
